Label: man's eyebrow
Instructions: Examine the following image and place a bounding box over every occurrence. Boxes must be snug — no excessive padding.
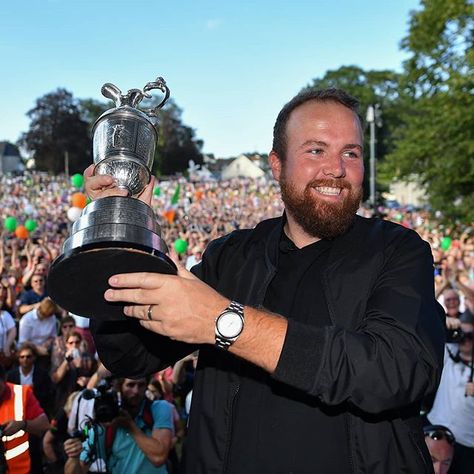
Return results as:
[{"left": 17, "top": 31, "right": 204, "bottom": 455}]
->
[
  {"left": 298, "top": 140, "right": 363, "bottom": 152},
  {"left": 298, "top": 140, "right": 328, "bottom": 150},
  {"left": 345, "top": 143, "right": 364, "bottom": 153}
]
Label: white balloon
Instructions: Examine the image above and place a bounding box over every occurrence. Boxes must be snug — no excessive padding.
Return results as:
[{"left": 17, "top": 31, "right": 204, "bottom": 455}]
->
[
  {"left": 67, "top": 206, "right": 82, "bottom": 222},
  {"left": 24, "top": 204, "right": 34, "bottom": 215}
]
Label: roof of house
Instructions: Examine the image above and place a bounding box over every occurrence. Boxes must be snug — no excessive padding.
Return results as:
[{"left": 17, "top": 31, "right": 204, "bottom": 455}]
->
[{"left": 0, "top": 141, "right": 20, "bottom": 157}]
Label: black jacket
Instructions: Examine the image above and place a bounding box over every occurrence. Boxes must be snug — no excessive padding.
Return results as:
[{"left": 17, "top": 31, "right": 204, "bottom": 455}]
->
[
  {"left": 92, "top": 216, "right": 445, "bottom": 473},
  {"left": 7, "top": 364, "right": 53, "bottom": 413}
]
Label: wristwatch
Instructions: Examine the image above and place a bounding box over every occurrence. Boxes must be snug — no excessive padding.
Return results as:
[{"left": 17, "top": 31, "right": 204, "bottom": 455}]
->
[{"left": 215, "top": 301, "right": 245, "bottom": 350}]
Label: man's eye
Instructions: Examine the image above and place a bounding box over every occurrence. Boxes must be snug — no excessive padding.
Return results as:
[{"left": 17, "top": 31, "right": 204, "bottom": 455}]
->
[
  {"left": 343, "top": 151, "right": 359, "bottom": 159},
  {"left": 309, "top": 148, "right": 323, "bottom": 155}
]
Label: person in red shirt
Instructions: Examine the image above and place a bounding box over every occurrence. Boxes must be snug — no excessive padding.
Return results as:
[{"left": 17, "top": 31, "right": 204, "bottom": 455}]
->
[{"left": 0, "top": 364, "right": 50, "bottom": 474}]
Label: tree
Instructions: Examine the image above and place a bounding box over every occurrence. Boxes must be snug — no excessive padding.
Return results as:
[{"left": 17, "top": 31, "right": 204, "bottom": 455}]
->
[
  {"left": 78, "top": 98, "right": 111, "bottom": 134},
  {"left": 304, "top": 66, "right": 403, "bottom": 201},
  {"left": 152, "top": 99, "right": 203, "bottom": 176},
  {"left": 20, "top": 89, "right": 91, "bottom": 174},
  {"left": 382, "top": 0, "right": 474, "bottom": 223}
]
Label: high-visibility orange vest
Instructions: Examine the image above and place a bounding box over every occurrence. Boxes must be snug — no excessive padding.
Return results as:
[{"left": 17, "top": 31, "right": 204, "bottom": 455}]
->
[{"left": 0, "top": 382, "right": 31, "bottom": 474}]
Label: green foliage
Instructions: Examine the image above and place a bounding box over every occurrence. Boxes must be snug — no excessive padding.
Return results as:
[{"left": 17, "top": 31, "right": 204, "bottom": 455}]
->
[
  {"left": 383, "top": 0, "right": 474, "bottom": 223},
  {"left": 145, "top": 98, "right": 203, "bottom": 176},
  {"left": 78, "top": 98, "right": 111, "bottom": 134},
  {"left": 20, "top": 89, "right": 91, "bottom": 174}
]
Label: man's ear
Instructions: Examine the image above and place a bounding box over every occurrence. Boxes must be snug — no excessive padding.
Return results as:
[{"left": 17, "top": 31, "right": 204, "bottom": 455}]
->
[{"left": 269, "top": 151, "right": 282, "bottom": 181}]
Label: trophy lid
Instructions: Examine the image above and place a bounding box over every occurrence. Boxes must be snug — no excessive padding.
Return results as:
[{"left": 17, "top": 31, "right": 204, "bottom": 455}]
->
[{"left": 92, "top": 77, "right": 170, "bottom": 134}]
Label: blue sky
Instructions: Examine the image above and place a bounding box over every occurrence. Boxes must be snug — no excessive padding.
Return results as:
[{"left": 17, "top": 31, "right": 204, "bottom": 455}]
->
[{"left": 0, "top": 0, "right": 419, "bottom": 158}]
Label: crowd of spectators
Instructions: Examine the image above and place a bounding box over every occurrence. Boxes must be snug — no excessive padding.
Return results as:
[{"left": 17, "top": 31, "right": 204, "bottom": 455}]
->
[{"left": 0, "top": 171, "right": 473, "bottom": 472}]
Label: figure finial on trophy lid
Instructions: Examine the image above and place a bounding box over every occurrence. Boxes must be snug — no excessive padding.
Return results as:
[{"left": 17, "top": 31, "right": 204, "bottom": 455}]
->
[{"left": 101, "top": 83, "right": 123, "bottom": 106}]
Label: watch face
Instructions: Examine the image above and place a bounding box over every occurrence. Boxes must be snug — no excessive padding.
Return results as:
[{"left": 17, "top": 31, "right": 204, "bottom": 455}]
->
[{"left": 217, "top": 311, "right": 243, "bottom": 338}]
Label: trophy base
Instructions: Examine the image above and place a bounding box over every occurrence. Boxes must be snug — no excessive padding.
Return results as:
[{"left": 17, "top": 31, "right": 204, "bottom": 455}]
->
[{"left": 48, "top": 246, "right": 177, "bottom": 321}]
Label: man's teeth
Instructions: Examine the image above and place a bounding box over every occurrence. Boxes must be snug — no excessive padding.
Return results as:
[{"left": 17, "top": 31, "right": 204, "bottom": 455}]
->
[{"left": 314, "top": 186, "right": 342, "bottom": 195}]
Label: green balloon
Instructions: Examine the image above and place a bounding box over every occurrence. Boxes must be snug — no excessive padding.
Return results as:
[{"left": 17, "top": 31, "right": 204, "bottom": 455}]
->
[
  {"left": 173, "top": 239, "right": 188, "bottom": 254},
  {"left": 71, "top": 173, "right": 84, "bottom": 188},
  {"left": 24, "top": 219, "right": 38, "bottom": 232},
  {"left": 440, "top": 236, "right": 452, "bottom": 251},
  {"left": 4, "top": 216, "right": 17, "bottom": 232},
  {"left": 153, "top": 186, "right": 161, "bottom": 197}
]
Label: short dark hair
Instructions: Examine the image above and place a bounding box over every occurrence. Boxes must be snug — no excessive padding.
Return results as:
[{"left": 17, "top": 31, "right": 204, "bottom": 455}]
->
[
  {"left": 0, "top": 364, "right": 5, "bottom": 381},
  {"left": 272, "top": 88, "right": 362, "bottom": 162},
  {"left": 18, "top": 342, "right": 38, "bottom": 358},
  {"left": 60, "top": 315, "right": 76, "bottom": 328}
]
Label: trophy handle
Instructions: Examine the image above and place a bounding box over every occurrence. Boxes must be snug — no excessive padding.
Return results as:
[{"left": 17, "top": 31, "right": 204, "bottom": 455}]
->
[
  {"left": 100, "top": 77, "right": 170, "bottom": 116},
  {"left": 142, "top": 77, "right": 170, "bottom": 116}
]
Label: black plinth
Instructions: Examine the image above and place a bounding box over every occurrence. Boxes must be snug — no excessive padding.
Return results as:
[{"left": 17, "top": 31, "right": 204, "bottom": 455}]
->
[{"left": 48, "top": 246, "right": 177, "bottom": 321}]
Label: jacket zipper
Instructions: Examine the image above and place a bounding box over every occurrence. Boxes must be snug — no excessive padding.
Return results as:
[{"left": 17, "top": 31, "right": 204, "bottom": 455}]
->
[
  {"left": 222, "top": 262, "right": 276, "bottom": 473},
  {"left": 323, "top": 272, "right": 356, "bottom": 474},
  {"left": 222, "top": 384, "right": 240, "bottom": 473}
]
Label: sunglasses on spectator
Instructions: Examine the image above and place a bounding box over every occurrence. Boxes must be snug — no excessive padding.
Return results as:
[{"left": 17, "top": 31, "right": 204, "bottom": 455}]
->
[
  {"left": 19, "top": 354, "right": 33, "bottom": 359},
  {"left": 445, "top": 298, "right": 459, "bottom": 302},
  {"left": 32, "top": 279, "right": 44, "bottom": 283},
  {"left": 61, "top": 324, "right": 75, "bottom": 329},
  {"left": 423, "top": 426, "right": 455, "bottom": 445},
  {"left": 67, "top": 339, "right": 81, "bottom": 345}
]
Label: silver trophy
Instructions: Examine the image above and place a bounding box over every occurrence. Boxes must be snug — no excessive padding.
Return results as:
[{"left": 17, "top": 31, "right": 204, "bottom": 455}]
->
[{"left": 48, "top": 77, "right": 176, "bottom": 320}]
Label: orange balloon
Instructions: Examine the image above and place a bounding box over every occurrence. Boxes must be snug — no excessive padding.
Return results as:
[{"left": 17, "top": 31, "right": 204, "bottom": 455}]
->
[
  {"left": 71, "top": 192, "right": 87, "bottom": 209},
  {"left": 195, "top": 190, "right": 203, "bottom": 200},
  {"left": 163, "top": 209, "right": 176, "bottom": 224},
  {"left": 15, "top": 225, "right": 29, "bottom": 239}
]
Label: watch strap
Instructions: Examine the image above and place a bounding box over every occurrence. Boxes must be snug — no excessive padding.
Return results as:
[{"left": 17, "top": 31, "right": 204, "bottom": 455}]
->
[{"left": 215, "top": 301, "right": 244, "bottom": 350}]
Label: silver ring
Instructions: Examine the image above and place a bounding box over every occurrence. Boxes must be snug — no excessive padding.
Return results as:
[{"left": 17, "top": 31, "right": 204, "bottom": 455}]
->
[{"left": 147, "top": 305, "right": 154, "bottom": 321}]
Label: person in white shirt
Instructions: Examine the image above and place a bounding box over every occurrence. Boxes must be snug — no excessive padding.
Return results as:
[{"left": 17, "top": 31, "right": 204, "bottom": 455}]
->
[
  {"left": 0, "top": 299, "right": 17, "bottom": 366},
  {"left": 428, "top": 313, "right": 474, "bottom": 474},
  {"left": 19, "top": 297, "right": 58, "bottom": 357}
]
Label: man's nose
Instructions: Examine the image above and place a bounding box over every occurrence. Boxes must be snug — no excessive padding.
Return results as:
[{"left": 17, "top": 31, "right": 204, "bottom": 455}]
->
[{"left": 322, "top": 154, "right": 345, "bottom": 178}]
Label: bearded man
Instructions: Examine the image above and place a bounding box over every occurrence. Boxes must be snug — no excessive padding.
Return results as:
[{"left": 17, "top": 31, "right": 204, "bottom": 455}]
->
[{"left": 88, "top": 89, "right": 445, "bottom": 473}]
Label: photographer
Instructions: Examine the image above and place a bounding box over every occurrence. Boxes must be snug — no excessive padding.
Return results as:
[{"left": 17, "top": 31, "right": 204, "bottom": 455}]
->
[
  {"left": 427, "top": 311, "right": 474, "bottom": 473},
  {"left": 64, "top": 377, "right": 173, "bottom": 474}
]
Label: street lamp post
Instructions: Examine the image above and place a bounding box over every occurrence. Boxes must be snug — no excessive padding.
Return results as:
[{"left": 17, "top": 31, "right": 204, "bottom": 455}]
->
[{"left": 366, "top": 104, "right": 382, "bottom": 212}]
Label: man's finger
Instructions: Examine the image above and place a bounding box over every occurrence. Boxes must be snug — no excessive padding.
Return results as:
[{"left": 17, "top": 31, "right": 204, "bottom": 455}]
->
[
  {"left": 136, "top": 176, "right": 155, "bottom": 206},
  {"left": 139, "top": 319, "right": 163, "bottom": 333},
  {"left": 171, "top": 255, "right": 198, "bottom": 281},
  {"left": 104, "top": 288, "right": 150, "bottom": 304},
  {"left": 83, "top": 164, "right": 95, "bottom": 178},
  {"left": 108, "top": 272, "right": 171, "bottom": 289}
]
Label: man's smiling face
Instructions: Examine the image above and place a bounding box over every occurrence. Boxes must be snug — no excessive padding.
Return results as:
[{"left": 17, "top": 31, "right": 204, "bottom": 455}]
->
[{"left": 271, "top": 99, "right": 364, "bottom": 239}]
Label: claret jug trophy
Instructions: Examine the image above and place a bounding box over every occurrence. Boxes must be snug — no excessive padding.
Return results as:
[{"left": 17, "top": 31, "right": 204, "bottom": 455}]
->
[{"left": 48, "top": 77, "right": 176, "bottom": 320}]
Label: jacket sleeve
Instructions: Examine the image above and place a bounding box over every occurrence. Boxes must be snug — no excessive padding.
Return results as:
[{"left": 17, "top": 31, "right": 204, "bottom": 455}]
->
[
  {"left": 89, "top": 237, "right": 229, "bottom": 379},
  {"left": 272, "top": 231, "right": 445, "bottom": 414},
  {"left": 90, "top": 318, "right": 195, "bottom": 379}
]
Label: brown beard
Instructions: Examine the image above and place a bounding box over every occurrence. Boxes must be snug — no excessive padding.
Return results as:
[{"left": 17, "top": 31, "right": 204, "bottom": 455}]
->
[{"left": 279, "top": 174, "right": 362, "bottom": 239}]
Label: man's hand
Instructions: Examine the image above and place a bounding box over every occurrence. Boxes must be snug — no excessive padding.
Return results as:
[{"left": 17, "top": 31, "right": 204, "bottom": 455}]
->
[
  {"left": 64, "top": 438, "right": 83, "bottom": 459},
  {"left": 111, "top": 409, "right": 135, "bottom": 431},
  {"left": 465, "top": 382, "right": 474, "bottom": 397},
  {"left": 446, "top": 317, "right": 462, "bottom": 330},
  {"left": 83, "top": 164, "right": 155, "bottom": 205},
  {"left": 104, "top": 260, "right": 228, "bottom": 345},
  {"left": 1, "top": 420, "right": 26, "bottom": 436}
]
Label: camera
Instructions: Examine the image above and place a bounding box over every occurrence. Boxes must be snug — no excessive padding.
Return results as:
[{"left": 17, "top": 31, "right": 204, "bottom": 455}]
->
[
  {"left": 82, "top": 379, "right": 121, "bottom": 424},
  {"left": 446, "top": 328, "right": 474, "bottom": 343}
]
